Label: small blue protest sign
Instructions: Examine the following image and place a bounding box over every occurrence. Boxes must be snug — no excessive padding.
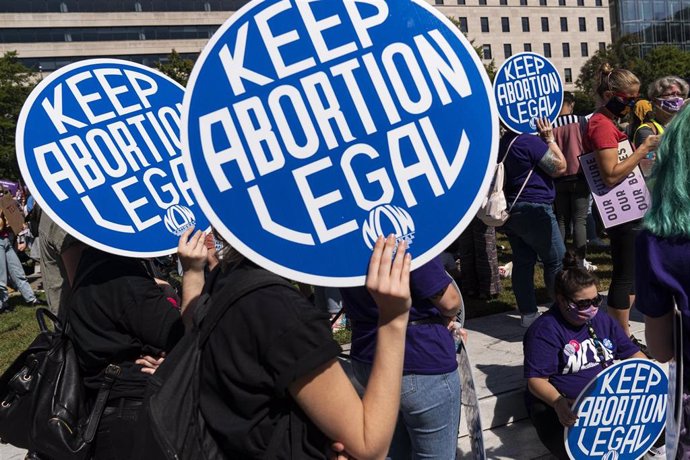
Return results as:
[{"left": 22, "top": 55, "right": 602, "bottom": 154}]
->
[
  {"left": 16, "top": 59, "right": 208, "bottom": 257},
  {"left": 493, "top": 52, "right": 563, "bottom": 134},
  {"left": 565, "top": 359, "right": 667, "bottom": 460},
  {"left": 183, "top": 0, "right": 499, "bottom": 286}
]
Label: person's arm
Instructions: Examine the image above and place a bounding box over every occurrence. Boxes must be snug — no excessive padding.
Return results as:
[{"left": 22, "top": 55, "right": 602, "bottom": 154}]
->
[
  {"left": 290, "top": 235, "right": 411, "bottom": 460},
  {"left": 595, "top": 134, "right": 660, "bottom": 187},
  {"left": 644, "top": 312, "right": 674, "bottom": 362},
  {"left": 535, "top": 117, "right": 567, "bottom": 178},
  {"left": 527, "top": 377, "right": 578, "bottom": 427},
  {"left": 177, "top": 228, "right": 208, "bottom": 328},
  {"left": 429, "top": 283, "right": 462, "bottom": 319}
]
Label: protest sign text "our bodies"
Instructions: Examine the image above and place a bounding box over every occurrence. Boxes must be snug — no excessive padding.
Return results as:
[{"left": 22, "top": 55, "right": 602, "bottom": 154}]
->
[{"left": 184, "top": 0, "right": 498, "bottom": 285}]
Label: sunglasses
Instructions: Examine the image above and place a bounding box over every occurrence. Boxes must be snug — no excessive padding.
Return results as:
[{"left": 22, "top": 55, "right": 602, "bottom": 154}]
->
[{"left": 567, "top": 294, "right": 603, "bottom": 311}]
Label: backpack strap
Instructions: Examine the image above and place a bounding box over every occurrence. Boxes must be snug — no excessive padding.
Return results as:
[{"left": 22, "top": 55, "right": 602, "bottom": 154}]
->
[
  {"left": 198, "top": 267, "right": 294, "bottom": 346},
  {"left": 499, "top": 134, "right": 520, "bottom": 164},
  {"left": 82, "top": 363, "right": 121, "bottom": 443},
  {"left": 502, "top": 133, "right": 534, "bottom": 212}
]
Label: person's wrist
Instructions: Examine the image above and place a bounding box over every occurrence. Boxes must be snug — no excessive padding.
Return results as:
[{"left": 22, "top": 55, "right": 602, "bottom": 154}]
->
[
  {"left": 552, "top": 394, "right": 565, "bottom": 407},
  {"left": 545, "top": 137, "right": 556, "bottom": 144}
]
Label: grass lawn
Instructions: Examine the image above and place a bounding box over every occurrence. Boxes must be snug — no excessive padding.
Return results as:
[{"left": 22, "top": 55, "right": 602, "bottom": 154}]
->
[{"left": 0, "top": 237, "right": 614, "bottom": 372}]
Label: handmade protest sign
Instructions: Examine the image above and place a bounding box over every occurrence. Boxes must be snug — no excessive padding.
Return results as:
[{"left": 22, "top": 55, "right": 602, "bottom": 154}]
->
[
  {"left": 183, "top": 0, "right": 499, "bottom": 286},
  {"left": 16, "top": 59, "right": 208, "bottom": 257},
  {"left": 493, "top": 52, "right": 563, "bottom": 134},
  {"left": 565, "top": 359, "right": 667, "bottom": 460},
  {"left": 579, "top": 140, "right": 650, "bottom": 229}
]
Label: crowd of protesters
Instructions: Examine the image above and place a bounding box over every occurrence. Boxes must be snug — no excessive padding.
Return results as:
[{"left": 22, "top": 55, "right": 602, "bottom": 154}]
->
[{"left": 5, "top": 60, "right": 690, "bottom": 460}]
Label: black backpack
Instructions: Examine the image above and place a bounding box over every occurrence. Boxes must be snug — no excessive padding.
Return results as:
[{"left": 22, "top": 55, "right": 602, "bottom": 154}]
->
[{"left": 141, "top": 265, "right": 294, "bottom": 460}]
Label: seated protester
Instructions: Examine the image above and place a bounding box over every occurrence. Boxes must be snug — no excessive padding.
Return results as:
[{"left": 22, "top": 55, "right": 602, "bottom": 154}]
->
[
  {"left": 65, "top": 228, "right": 207, "bottom": 459},
  {"left": 523, "top": 252, "right": 644, "bottom": 459},
  {"left": 196, "top": 235, "right": 412, "bottom": 459},
  {"left": 341, "top": 256, "right": 463, "bottom": 459}
]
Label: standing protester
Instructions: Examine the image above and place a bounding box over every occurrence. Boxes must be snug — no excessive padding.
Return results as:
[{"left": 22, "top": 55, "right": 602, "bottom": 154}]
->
[
  {"left": 456, "top": 217, "right": 501, "bottom": 300},
  {"left": 552, "top": 92, "right": 591, "bottom": 266},
  {"left": 634, "top": 76, "right": 689, "bottom": 148},
  {"left": 523, "top": 252, "right": 644, "bottom": 459},
  {"left": 636, "top": 105, "right": 690, "bottom": 457},
  {"left": 38, "top": 212, "right": 78, "bottom": 317},
  {"left": 501, "top": 118, "right": 567, "bottom": 327},
  {"left": 582, "top": 63, "right": 659, "bottom": 339},
  {"left": 341, "top": 256, "right": 463, "bottom": 459},
  {"left": 0, "top": 206, "right": 41, "bottom": 313}
]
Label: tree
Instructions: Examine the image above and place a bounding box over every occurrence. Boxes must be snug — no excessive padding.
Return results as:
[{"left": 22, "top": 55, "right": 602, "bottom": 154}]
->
[
  {"left": 576, "top": 35, "right": 642, "bottom": 99},
  {"left": 0, "top": 51, "right": 36, "bottom": 180},
  {"left": 634, "top": 45, "right": 690, "bottom": 95},
  {"left": 446, "top": 16, "right": 497, "bottom": 81},
  {"left": 155, "top": 50, "right": 195, "bottom": 86}
]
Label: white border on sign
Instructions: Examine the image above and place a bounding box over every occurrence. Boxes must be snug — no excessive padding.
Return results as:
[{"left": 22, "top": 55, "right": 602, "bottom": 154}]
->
[
  {"left": 492, "top": 51, "right": 564, "bottom": 134},
  {"left": 16, "top": 58, "right": 188, "bottom": 258},
  {"left": 563, "top": 358, "right": 667, "bottom": 460},
  {"left": 181, "top": 0, "right": 500, "bottom": 287}
]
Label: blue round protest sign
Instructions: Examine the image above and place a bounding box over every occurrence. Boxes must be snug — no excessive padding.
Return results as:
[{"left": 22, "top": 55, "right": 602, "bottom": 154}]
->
[
  {"left": 565, "top": 359, "right": 667, "bottom": 460},
  {"left": 493, "top": 52, "right": 563, "bottom": 134},
  {"left": 16, "top": 59, "right": 208, "bottom": 257},
  {"left": 183, "top": 0, "right": 499, "bottom": 286}
]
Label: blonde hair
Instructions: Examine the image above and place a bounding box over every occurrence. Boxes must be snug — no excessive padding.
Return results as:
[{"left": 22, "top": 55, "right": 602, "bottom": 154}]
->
[{"left": 595, "top": 63, "right": 640, "bottom": 97}]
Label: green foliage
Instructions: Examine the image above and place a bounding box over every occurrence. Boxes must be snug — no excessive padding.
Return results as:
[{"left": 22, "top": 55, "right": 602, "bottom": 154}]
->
[
  {"left": 155, "top": 50, "right": 195, "bottom": 86},
  {"left": 576, "top": 35, "right": 642, "bottom": 99},
  {"left": 634, "top": 46, "right": 690, "bottom": 97},
  {"left": 572, "top": 90, "right": 596, "bottom": 115},
  {"left": 0, "top": 51, "right": 36, "bottom": 180},
  {"left": 446, "top": 16, "right": 497, "bottom": 82}
]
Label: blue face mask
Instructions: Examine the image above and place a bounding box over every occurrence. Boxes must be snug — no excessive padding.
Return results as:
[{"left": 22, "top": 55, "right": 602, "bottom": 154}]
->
[{"left": 656, "top": 96, "right": 685, "bottom": 113}]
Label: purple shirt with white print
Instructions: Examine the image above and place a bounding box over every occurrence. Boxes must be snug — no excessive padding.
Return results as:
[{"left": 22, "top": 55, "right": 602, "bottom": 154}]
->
[{"left": 523, "top": 306, "right": 639, "bottom": 400}]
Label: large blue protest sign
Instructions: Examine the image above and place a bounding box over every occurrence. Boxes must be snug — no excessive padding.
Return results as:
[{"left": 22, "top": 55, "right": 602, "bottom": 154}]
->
[
  {"left": 493, "top": 52, "right": 563, "bottom": 134},
  {"left": 183, "top": 0, "right": 499, "bottom": 286},
  {"left": 16, "top": 59, "right": 208, "bottom": 257},
  {"left": 565, "top": 359, "right": 667, "bottom": 460}
]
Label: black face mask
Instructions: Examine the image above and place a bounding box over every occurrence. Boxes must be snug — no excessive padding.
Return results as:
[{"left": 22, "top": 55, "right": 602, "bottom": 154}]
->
[{"left": 605, "top": 96, "right": 632, "bottom": 117}]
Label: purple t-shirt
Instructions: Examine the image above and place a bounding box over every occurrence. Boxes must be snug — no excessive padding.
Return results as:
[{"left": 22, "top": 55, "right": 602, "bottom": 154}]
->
[
  {"left": 523, "top": 307, "right": 639, "bottom": 400},
  {"left": 341, "top": 257, "right": 457, "bottom": 374},
  {"left": 501, "top": 132, "right": 555, "bottom": 204},
  {"left": 635, "top": 229, "right": 690, "bottom": 382}
]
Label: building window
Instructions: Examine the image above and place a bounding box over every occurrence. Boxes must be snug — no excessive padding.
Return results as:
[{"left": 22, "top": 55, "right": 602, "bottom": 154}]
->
[
  {"left": 559, "top": 0, "right": 566, "bottom": 5},
  {"left": 504, "top": 43, "right": 513, "bottom": 57},
  {"left": 541, "top": 17, "right": 549, "bottom": 31},
  {"left": 479, "top": 0, "right": 487, "bottom": 5},
  {"left": 458, "top": 0, "right": 466, "bottom": 4},
  {"left": 59, "top": 2, "right": 68, "bottom": 12},
  {"left": 481, "top": 17, "right": 490, "bottom": 32},
  {"left": 577, "top": 0, "right": 584, "bottom": 5},
  {"left": 565, "top": 68, "right": 573, "bottom": 83},
  {"left": 599, "top": 41, "right": 606, "bottom": 51},
  {"left": 581, "top": 42, "right": 589, "bottom": 56},
  {"left": 560, "top": 17, "right": 568, "bottom": 31},
  {"left": 540, "top": 0, "right": 547, "bottom": 5},
  {"left": 435, "top": 0, "right": 443, "bottom": 4},
  {"left": 544, "top": 43, "right": 552, "bottom": 57},
  {"left": 482, "top": 44, "right": 492, "bottom": 59},
  {"left": 520, "top": 0, "right": 528, "bottom": 4},
  {"left": 595, "top": 0, "right": 602, "bottom": 5},
  {"left": 500, "top": 0, "right": 508, "bottom": 4},
  {"left": 524, "top": 43, "right": 532, "bottom": 51},
  {"left": 134, "top": 2, "right": 142, "bottom": 11},
  {"left": 204, "top": 1, "right": 211, "bottom": 11},
  {"left": 579, "top": 17, "right": 586, "bottom": 31},
  {"left": 562, "top": 42, "right": 570, "bottom": 57},
  {"left": 597, "top": 17, "right": 604, "bottom": 31},
  {"left": 459, "top": 17, "right": 468, "bottom": 33},
  {"left": 502, "top": 17, "right": 510, "bottom": 32},
  {"left": 522, "top": 17, "right": 530, "bottom": 32}
]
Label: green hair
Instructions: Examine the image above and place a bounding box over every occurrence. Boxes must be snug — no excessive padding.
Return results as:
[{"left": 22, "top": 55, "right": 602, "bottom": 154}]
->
[{"left": 644, "top": 105, "right": 690, "bottom": 237}]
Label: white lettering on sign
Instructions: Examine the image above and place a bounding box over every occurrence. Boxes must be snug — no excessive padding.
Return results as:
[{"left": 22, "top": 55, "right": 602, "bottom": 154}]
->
[
  {"left": 33, "top": 66, "right": 192, "bottom": 234},
  {"left": 202, "top": 2, "right": 474, "bottom": 245}
]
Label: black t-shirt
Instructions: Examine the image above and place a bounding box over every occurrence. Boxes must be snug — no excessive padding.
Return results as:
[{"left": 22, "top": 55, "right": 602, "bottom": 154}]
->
[
  {"left": 67, "top": 248, "right": 184, "bottom": 401},
  {"left": 200, "top": 263, "right": 341, "bottom": 459}
]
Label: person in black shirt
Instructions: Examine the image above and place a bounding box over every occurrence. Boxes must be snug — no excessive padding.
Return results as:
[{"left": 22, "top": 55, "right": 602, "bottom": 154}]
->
[{"left": 193, "top": 235, "right": 412, "bottom": 459}]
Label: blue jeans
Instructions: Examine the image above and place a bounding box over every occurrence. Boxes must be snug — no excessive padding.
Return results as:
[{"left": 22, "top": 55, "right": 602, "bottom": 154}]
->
[
  {"left": 503, "top": 202, "right": 565, "bottom": 315},
  {"left": 352, "top": 360, "right": 461, "bottom": 459},
  {"left": 0, "top": 235, "right": 36, "bottom": 306}
]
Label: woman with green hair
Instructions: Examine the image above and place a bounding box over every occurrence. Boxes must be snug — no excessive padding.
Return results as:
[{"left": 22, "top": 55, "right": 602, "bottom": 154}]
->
[{"left": 635, "top": 103, "right": 690, "bottom": 458}]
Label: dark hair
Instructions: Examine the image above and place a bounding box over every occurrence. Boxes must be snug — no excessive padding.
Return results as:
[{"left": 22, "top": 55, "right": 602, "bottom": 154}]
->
[
  {"left": 563, "top": 91, "right": 575, "bottom": 105},
  {"left": 554, "top": 251, "right": 598, "bottom": 299}
]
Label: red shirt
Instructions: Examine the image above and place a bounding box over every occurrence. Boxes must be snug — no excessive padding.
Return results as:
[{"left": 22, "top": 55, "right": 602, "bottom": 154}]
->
[{"left": 584, "top": 112, "right": 627, "bottom": 153}]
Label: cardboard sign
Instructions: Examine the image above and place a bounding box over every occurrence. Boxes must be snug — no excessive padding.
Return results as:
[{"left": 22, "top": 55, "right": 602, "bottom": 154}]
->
[
  {"left": 16, "top": 59, "right": 209, "bottom": 257},
  {"left": 579, "top": 140, "right": 650, "bottom": 229},
  {"left": 565, "top": 359, "right": 667, "bottom": 460},
  {"left": 182, "top": 0, "right": 499, "bottom": 286},
  {"left": 493, "top": 52, "right": 563, "bottom": 134},
  {"left": 0, "top": 194, "right": 24, "bottom": 235}
]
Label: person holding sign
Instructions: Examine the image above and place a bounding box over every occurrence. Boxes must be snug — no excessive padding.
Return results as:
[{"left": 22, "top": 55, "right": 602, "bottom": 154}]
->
[
  {"left": 500, "top": 118, "right": 567, "bottom": 327},
  {"left": 636, "top": 104, "right": 690, "bottom": 458},
  {"left": 583, "top": 63, "right": 660, "bottom": 339},
  {"left": 523, "top": 251, "right": 645, "bottom": 459}
]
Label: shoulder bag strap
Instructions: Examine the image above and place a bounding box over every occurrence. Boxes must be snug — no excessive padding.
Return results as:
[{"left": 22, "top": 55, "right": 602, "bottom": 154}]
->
[
  {"left": 508, "top": 168, "right": 534, "bottom": 212},
  {"left": 82, "top": 363, "right": 121, "bottom": 443},
  {"left": 500, "top": 135, "right": 520, "bottom": 164}
]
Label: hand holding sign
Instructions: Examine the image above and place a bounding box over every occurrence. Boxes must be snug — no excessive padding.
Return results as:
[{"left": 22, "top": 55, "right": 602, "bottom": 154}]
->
[
  {"left": 366, "top": 235, "right": 412, "bottom": 323},
  {"left": 554, "top": 396, "right": 578, "bottom": 427}
]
